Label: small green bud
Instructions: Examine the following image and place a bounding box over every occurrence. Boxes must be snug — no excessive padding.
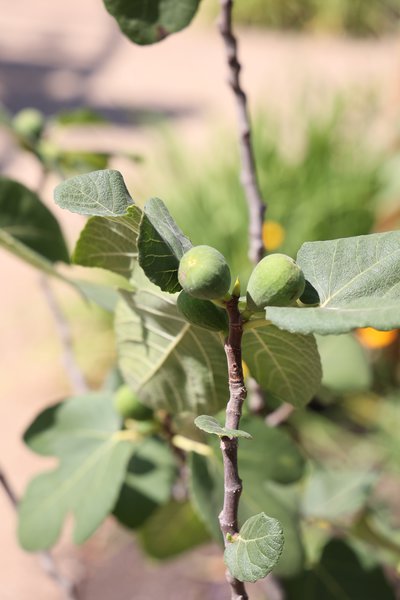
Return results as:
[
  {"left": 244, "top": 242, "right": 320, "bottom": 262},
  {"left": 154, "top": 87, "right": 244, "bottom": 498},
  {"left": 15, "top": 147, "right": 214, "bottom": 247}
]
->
[
  {"left": 12, "top": 108, "right": 45, "bottom": 142},
  {"left": 113, "top": 385, "right": 153, "bottom": 421}
]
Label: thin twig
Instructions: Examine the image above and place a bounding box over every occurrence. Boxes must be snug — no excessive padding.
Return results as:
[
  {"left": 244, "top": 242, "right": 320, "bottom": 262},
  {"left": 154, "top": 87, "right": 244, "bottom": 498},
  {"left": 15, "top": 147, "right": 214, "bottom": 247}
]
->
[
  {"left": 218, "top": 0, "right": 266, "bottom": 265},
  {"left": 219, "top": 295, "right": 248, "bottom": 600},
  {"left": 266, "top": 403, "right": 295, "bottom": 428},
  {"left": 40, "top": 275, "right": 88, "bottom": 394},
  {"left": 0, "top": 467, "right": 79, "bottom": 600}
]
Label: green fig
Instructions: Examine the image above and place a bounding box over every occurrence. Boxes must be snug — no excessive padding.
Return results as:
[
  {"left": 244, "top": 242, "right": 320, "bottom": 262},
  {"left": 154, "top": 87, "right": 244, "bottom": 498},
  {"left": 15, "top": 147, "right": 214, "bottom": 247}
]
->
[
  {"left": 178, "top": 245, "right": 231, "bottom": 300},
  {"left": 177, "top": 290, "right": 228, "bottom": 331},
  {"left": 246, "top": 253, "right": 305, "bottom": 311},
  {"left": 113, "top": 385, "right": 154, "bottom": 421},
  {"left": 12, "top": 108, "right": 45, "bottom": 142}
]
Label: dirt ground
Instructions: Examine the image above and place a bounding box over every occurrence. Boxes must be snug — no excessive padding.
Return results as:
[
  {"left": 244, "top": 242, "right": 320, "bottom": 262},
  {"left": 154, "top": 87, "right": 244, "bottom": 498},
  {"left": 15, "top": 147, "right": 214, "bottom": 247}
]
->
[{"left": 1, "top": 1, "right": 400, "bottom": 598}]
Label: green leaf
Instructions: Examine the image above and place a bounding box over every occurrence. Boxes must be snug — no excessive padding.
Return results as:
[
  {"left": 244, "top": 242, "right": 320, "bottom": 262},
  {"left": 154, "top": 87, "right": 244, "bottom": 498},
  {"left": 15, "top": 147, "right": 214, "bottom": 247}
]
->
[
  {"left": 302, "top": 469, "right": 378, "bottom": 521},
  {"left": 267, "top": 232, "right": 400, "bottom": 335},
  {"left": 73, "top": 205, "right": 142, "bottom": 277},
  {"left": 0, "top": 177, "right": 69, "bottom": 262},
  {"left": 18, "top": 393, "right": 136, "bottom": 551},
  {"left": 224, "top": 513, "right": 284, "bottom": 583},
  {"left": 113, "top": 437, "right": 176, "bottom": 529},
  {"left": 194, "top": 415, "right": 252, "bottom": 439},
  {"left": 138, "top": 197, "right": 192, "bottom": 293},
  {"left": 242, "top": 322, "right": 322, "bottom": 408},
  {"left": 138, "top": 500, "right": 210, "bottom": 559},
  {"left": 54, "top": 169, "right": 133, "bottom": 216},
  {"left": 115, "top": 286, "right": 229, "bottom": 415},
  {"left": 283, "top": 539, "right": 396, "bottom": 600},
  {"left": 317, "top": 334, "right": 372, "bottom": 393},
  {"left": 103, "top": 0, "right": 201, "bottom": 45},
  {"left": 189, "top": 416, "right": 306, "bottom": 577}
]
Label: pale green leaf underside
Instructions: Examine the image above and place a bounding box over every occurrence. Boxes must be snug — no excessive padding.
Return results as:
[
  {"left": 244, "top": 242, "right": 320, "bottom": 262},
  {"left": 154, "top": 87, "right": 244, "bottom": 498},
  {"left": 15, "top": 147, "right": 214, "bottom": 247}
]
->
[
  {"left": 18, "top": 393, "right": 136, "bottom": 550},
  {"left": 73, "top": 205, "right": 142, "bottom": 277},
  {"left": 194, "top": 415, "right": 252, "bottom": 439},
  {"left": 54, "top": 169, "right": 133, "bottom": 216},
  {"left": 115, "top": 287, "right": 229, "bottom": 415},
  {"left": 138, "top": 197, "right": 192, "bottom": 293},
  {"left": 224, "top": 513, "right": 284, "bottom": 583},
  {"left": 242, "top": 323, "right": 321, "bottom": 408},
  {"left": 267, "top": 232, "right": 400, "bottom": 335},
  {"left": 103, "top": 0, "right": 201, "bottom": 45}
]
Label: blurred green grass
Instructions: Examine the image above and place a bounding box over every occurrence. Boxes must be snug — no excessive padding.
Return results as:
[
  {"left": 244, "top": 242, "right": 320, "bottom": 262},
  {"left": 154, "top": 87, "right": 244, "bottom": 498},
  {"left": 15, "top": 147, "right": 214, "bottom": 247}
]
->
[{"left": 200, "top": 0, "right": 400, "bottom": 36}]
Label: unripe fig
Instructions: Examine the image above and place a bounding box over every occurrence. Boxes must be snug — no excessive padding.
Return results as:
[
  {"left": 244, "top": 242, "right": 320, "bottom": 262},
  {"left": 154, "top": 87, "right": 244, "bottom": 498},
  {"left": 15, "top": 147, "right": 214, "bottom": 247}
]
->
[
  {"left": 113, "top": 385, "right": 153, "bottom": 421},
  {"left": 246, "top": 253, "right": 305, "bottom": 311},
  {"left": 12, "top": 108, "right": 45, "bottom": 142},
  {"left": 299, "top": 280, "right": 320, "bottom": 306},
  {"left": 177, "top": 290, "right": 228, "bottom": 331},
  {"left": 178, "top": 245, "right": 231, "bottom": 300}
]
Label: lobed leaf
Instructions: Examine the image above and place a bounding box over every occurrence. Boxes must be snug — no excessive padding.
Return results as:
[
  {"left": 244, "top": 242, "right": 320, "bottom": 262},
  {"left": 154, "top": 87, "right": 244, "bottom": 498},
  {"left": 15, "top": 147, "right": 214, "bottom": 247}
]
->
[
  {"left": 18, "top": 393, "right": 137, "bottom": 550},
  {"left": 224, "top": 513, "right": 284, "bottom": 583},
  {"left": 103, "top": 0, "right": 201, "bottom": 45},
  {"left": 267, "top": 232, "right": 400, "bottom": 335},
  {"left": 54, "top": 169, "right": 133, "bottom": 216},
  {"left": 138, "top": 197, "right": 192, "bottom": 293},
  {"left": 242, "top": 322, "right": 322, "bottom": 408},
  {"left": 194, "top": 415, "right": 252, "bottom": 439}
]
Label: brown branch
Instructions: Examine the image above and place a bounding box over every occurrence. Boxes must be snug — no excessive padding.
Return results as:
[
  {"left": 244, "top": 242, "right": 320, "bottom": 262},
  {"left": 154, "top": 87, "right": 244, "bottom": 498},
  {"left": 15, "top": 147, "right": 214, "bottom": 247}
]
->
[
  {"left": 266, "top": 402, "right": 294, "bottom": 427},
  {"left": 219, "top": 295, "right": 248, "bottom": 600},
  {"left": 0, "top": 467, "right": 79, "bottom": 600},
  {"left": 218, "top": 0, "right": 266, "bottom": 265},
  {"left": 40, "top": 276, "right": 88, "bottom": 395}
]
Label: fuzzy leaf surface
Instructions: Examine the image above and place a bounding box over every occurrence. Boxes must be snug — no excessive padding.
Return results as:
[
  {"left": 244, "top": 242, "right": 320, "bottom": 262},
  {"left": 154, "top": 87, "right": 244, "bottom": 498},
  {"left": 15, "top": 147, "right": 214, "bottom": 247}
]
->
[
  {"left": 54, "top": 169, "right": 133, "bottom": 216},
  {"left": 194, "top": 415, "right": 252, "bottom": 439},
  {"left": 115, "top": 287, "right": 228, "bottom": 415},
  {"left": 103, "top": 0, "right": 201, "bottom": 45},
  {"left": 242, "top": 323, "right": 321, "bottom": 408},
  {"left": 18, "top": 393, "right": 136, "bottom": 551},
  {"left": 267, "top": 232, "right": 400, "bottom": 335},
  {"left": 138, "top": 197, "right": 192, "bottom": 293},
  {"left": 224, "top": 513, "right": 284, "bottom": 583},
  {"left": 0, "top": 177, "right": 69, "bottom": 262},
  {"left": 73, "top": 205, "right": 141, "bottom": 277}
]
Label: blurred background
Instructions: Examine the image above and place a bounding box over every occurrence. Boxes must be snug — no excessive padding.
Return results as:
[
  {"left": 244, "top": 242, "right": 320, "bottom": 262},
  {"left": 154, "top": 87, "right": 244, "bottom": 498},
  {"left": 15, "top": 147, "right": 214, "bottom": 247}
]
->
[{"left": 2, "top": 0, "right": 400, "bottom": 598}]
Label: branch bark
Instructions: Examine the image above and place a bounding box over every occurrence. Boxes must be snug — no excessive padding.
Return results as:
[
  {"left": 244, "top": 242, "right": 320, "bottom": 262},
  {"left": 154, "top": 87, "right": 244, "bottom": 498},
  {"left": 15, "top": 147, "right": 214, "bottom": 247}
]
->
[
  {"left": 218, "top": 0, "right": 266, "bottom": 265},
  {"left": 219, "top": 295, "right": 248, "bottom": 600}
]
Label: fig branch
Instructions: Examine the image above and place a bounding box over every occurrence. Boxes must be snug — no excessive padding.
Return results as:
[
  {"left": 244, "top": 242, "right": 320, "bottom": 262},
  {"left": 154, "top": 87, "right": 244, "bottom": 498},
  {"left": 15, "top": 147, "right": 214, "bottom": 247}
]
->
[
  {"left": 218, "top": 0, "right": 266, "bottom": 265},
  {"left": 219, "top": 294, "right": 248, "bottom": 600}
]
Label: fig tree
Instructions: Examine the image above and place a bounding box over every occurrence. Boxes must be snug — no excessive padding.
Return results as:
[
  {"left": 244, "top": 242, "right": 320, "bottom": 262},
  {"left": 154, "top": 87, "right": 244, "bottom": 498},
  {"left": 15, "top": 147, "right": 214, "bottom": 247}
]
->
[
  {"left": 177, "top": 290, "right": 228, "bottom": 331},
  {"left": 178, "top": 245, "right": 231, "bottom": 300},
  {"left": 113, "top": 385, "right": 153, "bottom": 421},
  {"left": 246, "top": 253, "right": 305, "bottom": 311}
]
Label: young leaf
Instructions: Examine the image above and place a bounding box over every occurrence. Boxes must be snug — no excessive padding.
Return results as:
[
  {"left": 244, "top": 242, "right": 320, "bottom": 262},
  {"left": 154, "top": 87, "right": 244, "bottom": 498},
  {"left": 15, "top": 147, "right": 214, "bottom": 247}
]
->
[
  {"left": 18, "top": 393, "right": 137, "bottom": 551},
  {"left": 267, "top": 232, "right": 400, "bottom": 335},
  {"left": 189, "top": 417, "right": 306, "bottom": 577},
  {"left": 283, "top": 539, "right": 396, "bottom": 600},
  {"left": 103, "top": 0, "right": 201, "bottom": 45},
  {"left": 0, "top": 177, "right": 69, "bottom": 263},
  {"left": 242, "top": 322, "right": 322, "bottom": 408},
  {"left": 138, "top": 500, "right": 210, "bottom": 559},
  {"left": 54, "top": 169, "right": 133, "bottom": 216},
  {"left": 194, "top": 415, "right": 252, "bottom": 439},
  {"left": 115, "top": 287, "right": 229, "bottom": 415},
  {"left": 113, "top": 437, "right": 177, "bottom": 529},
  {"left": 138, "top": 197, "right": 192, "bottom": 293},
  {"left": 73, "top": 205, "right": 142, "bottom": 277},
  {"left": 224, "top": 513, "right": 284, "bottom": 583}
]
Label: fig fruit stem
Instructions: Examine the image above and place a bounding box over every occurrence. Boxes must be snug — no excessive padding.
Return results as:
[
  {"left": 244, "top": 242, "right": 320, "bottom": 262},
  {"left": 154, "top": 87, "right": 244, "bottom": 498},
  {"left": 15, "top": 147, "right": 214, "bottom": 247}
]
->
[
  {"left": 219, "top": 295, "right": 249, "bottom": 600},
  {"left": 218, "top": 0, "right": 266, "bottom": 265}
]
